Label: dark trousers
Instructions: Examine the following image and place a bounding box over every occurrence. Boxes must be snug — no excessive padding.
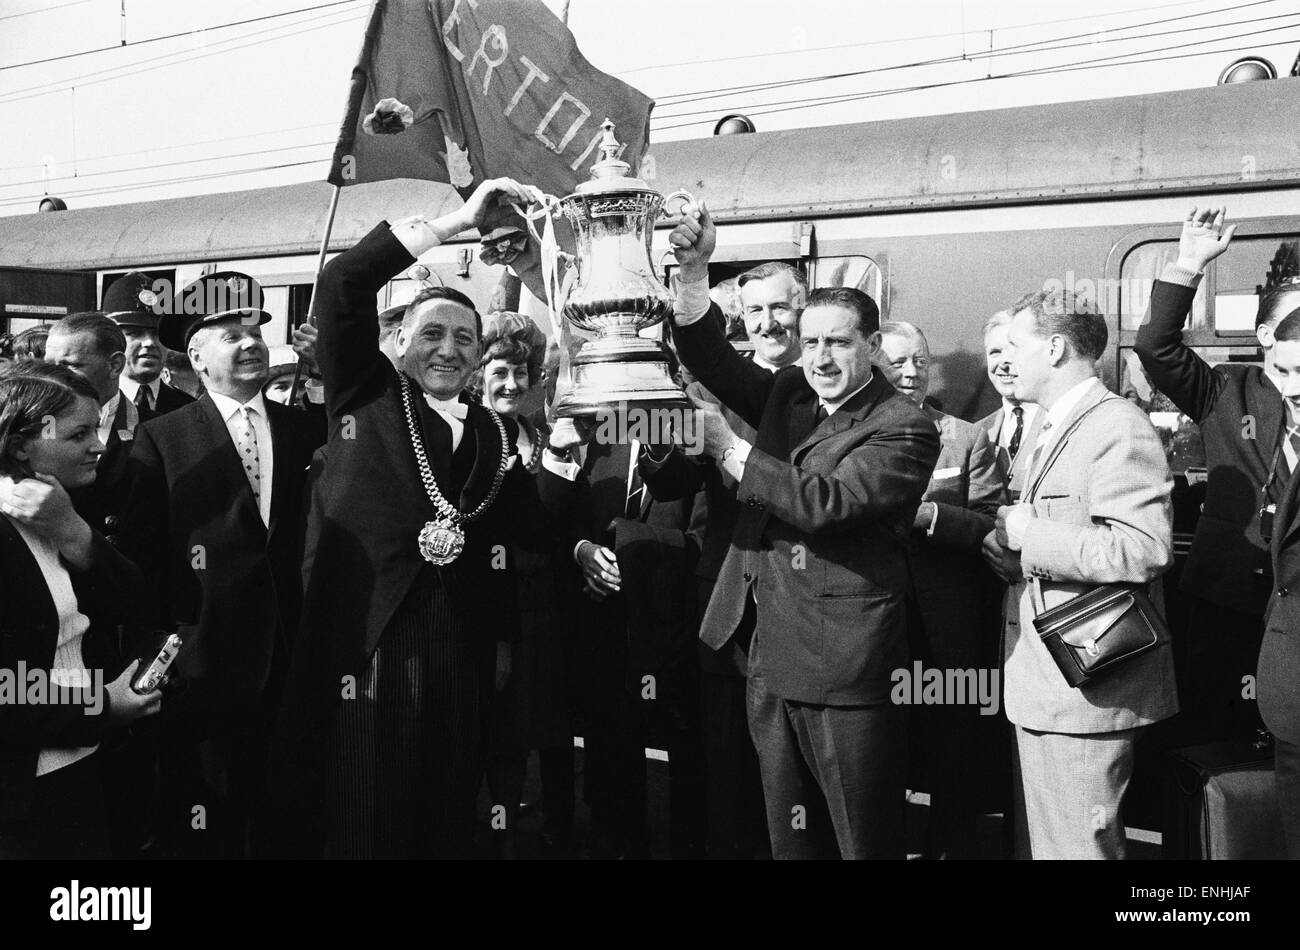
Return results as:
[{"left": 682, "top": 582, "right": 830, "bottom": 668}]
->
[
  {"left": 1168, "top": 597, "right": 1266, "bottom": 745},
  {"left": 701, "top": 669, "right": 769, "bottom": 859},
  {"left": 1276, "top": 734, "right": 1300, "bottom": 859},
  {"left": 580, "top": 617, "right": 706, "bottom": 858},
  {"left": 746, "top": 671, "right": 906, "bottom": 860},
  {"left": 325, "top": 571, "right": 487, "bottom": 859},
  {"left": 0, "top": 753, "right": 111, "bottom": 860}
]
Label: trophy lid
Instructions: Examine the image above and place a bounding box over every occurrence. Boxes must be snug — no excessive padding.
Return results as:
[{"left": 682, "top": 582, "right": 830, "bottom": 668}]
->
[{"left": 573, "top": 119, "right": 653, "bottom": 195}]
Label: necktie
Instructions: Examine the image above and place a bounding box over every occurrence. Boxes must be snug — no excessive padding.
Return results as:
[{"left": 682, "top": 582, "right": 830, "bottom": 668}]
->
[
  {"left": 625, "top": 440, "right": 646, "bottom": 520},
  {"left": 1283, "top": 425, "right": 1300, "bottom": 481},
  {"left": 1025, "top": 419, "right": 1053, "bottom": 487},
  {"left": 134, "top": 386, "right": 152, "bottom": 414},
  {"left": 235, "top": 406, "right": 262, "bottom": 516},
  {"left": 1008, "top": 405, "right": 1024, "bottom": 460},
  {"left": 814, "top": 403, "right": 828, "bottom": 425}
]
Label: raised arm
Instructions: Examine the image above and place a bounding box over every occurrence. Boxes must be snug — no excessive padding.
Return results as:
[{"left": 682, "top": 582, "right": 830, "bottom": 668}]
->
[
  {"left": 314, "top": 178, "right": 539, "bottom": 417},
  {"left": 667, "top": 200, "right": 775, "bottom": 429},
  {"left": 1133, "top": 207, "right": 1237, "bottom": 423}
]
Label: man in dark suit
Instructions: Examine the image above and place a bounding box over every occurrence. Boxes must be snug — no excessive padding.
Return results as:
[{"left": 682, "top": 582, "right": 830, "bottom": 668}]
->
[
  {"left": 1258, "top": 307, "right": 1300, "bottom": 858},
  {"left": 561, "top": 424, "right": 704, "bottom": 859},
  {"left": 668, "top": 202, "right": 940, "bottom": 859},
  {"left": 978, "top": 310, "right": 1042, "bottom": 487},
  {"left": 102, "top": 271, "right": 195, "bottom": 421},
  {"left": 120, "top": 271, "right": 323, "bottom": 858},
  {"left": 875, "top": 320, "right": 1005, "bottom": 858},
  {"left": 639, "top": 260, "right": 806, "bottom": 859},
  {"left": 271, "top": 178, "right": 533, "bottom": 859},
  {"left": 1134, "top": 207, "right": 1285, "bottom": 745},
  {"left": 43, "top": 314, "right": 138, "bottom": 547}
]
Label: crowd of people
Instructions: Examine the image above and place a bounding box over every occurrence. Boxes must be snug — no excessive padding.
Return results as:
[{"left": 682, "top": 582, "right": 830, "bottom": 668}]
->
[{"left": 0, "top": 181, "right": 1295, "bottom": 860}]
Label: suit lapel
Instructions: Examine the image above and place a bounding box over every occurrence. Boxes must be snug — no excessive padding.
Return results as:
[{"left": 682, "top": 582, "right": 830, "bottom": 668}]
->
[
  {"left": 790, "top": 373, "right": 890, "bottom": 461},
  {"left": 1023, "top": 381, "right": 1108, "bottom": 501},
  {"left": 1255, "top": 372, "right": 1286, "bottom": 477},
  {"left": 457, "top": 403, "right": 500, "bottom": 512},
  {"left": 265, "top": 401, "right": 294, "bottom": 534},
  {"left": 197, "top": 394, "right": 265, "bottom": 532}
]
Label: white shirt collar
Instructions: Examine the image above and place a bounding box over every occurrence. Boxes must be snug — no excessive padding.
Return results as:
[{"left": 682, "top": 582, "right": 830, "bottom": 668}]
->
[
  {"left": 1001, "top": 397, "right": 1037, "bottom": 418},
  {"left": 119, "top": 376, "right": 160, "bottom": 403},
  {"left": 99, "top": 390, "right": 121, "bottom": 428},
  {"left": 752, "top": 353, "right": 789, "bottom": 374},
  {"left": 1042, "top": 376, "right": 1100, "bottom": 434},
  {"left": 423, "top": 392, "right": 468, "bottom": 419},
  {"left": 208, "top": 389, "right": 268, "bottom": 422},
  {"left": 821, "top": 371, "right": 873, "bottom": 415}
]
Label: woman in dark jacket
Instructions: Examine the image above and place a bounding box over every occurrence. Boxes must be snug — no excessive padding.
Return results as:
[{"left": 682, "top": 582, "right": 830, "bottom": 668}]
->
[
  {"left": 0, "top": 363, "right": 160, "bottom": 859},
  {"left": 475, "top": 314, "right": 587, "bottom": 858}
]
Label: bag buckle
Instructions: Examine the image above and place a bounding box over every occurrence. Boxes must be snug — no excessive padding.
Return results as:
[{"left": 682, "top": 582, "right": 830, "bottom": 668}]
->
[{"left": 1084, "top": 637, "right": 1101, "bottom": 657}]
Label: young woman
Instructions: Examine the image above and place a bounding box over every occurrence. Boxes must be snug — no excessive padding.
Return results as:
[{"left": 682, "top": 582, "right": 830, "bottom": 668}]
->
[
  {"left": 0, "top": 363, "right": 161, "bottom": 859},
  {"left": 475, "top": 313, "right": 586, "bottom": 858}
]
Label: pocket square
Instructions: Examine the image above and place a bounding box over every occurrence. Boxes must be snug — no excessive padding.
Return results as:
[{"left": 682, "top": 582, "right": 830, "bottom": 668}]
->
[
  {"left": 932, "top": 466, "right": 961, "bottom": 479},
  {"left": 504, "top": 453, "right": 520, "bottom": 471},
  {"left": 116, "top": 429, "right": 134, "bottom": 442}
]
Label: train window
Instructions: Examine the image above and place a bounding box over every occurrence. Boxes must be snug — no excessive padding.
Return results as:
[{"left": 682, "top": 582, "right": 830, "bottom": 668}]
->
[
  {"left": 810, "top": 256, "right": 883, "bottom": 303},
  {"left": 1119, "top": 242, "right": 1207, "bottom": 332},
  {"left": 1209, "top": 234, "right": 1300, "bottom": 335},
  {"left": 259, "top": 287, "right": 290, "bottom": 347}
]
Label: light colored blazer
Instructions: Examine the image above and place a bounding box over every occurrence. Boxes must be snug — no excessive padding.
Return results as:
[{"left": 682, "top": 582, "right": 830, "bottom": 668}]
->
[{"left": 1002, "top": 378, "right": 1179, "bottom": 733}]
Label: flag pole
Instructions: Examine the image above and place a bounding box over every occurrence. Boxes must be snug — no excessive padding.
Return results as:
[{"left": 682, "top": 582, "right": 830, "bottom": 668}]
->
[{"left": 289, "top": 182, "right": 342, "bottom": 406}]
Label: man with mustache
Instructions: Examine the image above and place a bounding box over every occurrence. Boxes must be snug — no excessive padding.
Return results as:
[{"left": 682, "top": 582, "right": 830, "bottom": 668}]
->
[
  {"left": 639, "top": 261, "right": 805, "bottom": 858},
  {"left": 120, "top": 272, "right": 323, "bottom": 858}
]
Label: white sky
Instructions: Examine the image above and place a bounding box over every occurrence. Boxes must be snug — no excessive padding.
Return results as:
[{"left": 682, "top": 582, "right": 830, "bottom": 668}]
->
[{"left": 0, "top": 0, "right": 1296, "bottom": 217}]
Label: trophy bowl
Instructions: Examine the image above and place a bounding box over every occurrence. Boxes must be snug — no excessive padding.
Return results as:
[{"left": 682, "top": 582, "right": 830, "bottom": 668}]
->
[{"left": 552, "top": 120, "right": 693, "bottom": 419}]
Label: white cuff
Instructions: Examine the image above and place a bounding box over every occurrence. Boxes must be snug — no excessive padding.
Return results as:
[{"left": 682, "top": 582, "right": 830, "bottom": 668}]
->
[
  {"left": 572, "top": 540, "right": 589, "bottom": 564},
  {"left": 674, "top": 276, "right": 711, "bottom": 327},
  {"left": 542, "top": 451, "right": 580, "bottom": 482},
  {"left": 925, "top": 502, "right": 940, "bottom": 537},
  {"left": 1005, "top": 504, "right": 1033, "bottom": 551},
  {"left": 390, "top": 216, "right": 444, "bottom": 259},
  {"left": 720, "top": 438, "right": 752, "bottom": 483}
]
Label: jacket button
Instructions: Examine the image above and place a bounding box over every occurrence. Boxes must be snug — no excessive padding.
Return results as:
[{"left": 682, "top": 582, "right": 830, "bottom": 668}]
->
[
  {"left": 746, "top": 498, "right": 757, "bottom": 509},
  {"left": 104, "top": 515, "right": 119, "bottom": 529},
  {"left": 105, "top": 534, "right": 119, "bottom": 546},
  {"left": 743, "top": 571, "right": 753, "bottom": 582},
  {"left": 1280, "top": 587, "right": 1290, "bottom": 598}
]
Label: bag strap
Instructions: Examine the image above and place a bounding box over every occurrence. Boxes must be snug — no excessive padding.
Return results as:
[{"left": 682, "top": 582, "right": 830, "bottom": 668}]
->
[
  {"left": 1024, "top": 392, "right": 1120, "bottom": 504},
  {"left": 1025, "top": 391, "right": 1120, "bottom": 618}
]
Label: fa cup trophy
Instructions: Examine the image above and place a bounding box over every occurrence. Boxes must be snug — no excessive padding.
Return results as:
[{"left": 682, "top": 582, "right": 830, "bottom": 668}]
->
[{"left": 551, "top": 120, "right": 694, "bottom": 417}]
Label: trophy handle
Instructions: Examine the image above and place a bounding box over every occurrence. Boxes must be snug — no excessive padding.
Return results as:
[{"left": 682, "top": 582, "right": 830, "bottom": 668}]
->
[{"left": 661, "top": 189, "right": 697, "bottom": 218}]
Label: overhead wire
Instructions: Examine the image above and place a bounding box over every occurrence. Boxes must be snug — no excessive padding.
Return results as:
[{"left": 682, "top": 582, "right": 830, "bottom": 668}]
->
[
  {"left": 652, "top": 0, "right": 1290, "bottom": 110},
  {"left": 0, "top": 3, "right": 366, "bottom": 104},
  {"left": 0, "top": 0, "right": 365, "bottom": 72}
]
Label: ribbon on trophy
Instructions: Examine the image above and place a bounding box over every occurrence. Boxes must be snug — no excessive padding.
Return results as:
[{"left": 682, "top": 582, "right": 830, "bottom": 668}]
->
[{"left": 511, "top": 192, "right": 581, "bottom": 412}]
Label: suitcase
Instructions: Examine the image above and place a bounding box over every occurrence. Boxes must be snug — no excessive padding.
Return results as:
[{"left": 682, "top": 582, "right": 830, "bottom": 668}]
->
[{"left": 1163, "top": 735, "right": 1286, "bottom": 860}]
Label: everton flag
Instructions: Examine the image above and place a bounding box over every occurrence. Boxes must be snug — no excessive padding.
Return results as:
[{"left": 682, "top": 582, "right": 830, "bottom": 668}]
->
[{"left": 328, "top": 0, "right": 655, "bottom": 299}]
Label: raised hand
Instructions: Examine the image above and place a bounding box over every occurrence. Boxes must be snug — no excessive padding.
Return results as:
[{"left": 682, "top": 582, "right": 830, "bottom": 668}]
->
[
  {"left": 668, "top": 199, "right": 717, "bottom": 282},
  {"left": 457, "top": 177, "right": 543, "bottom": 231},
  {"left": 1176, "top": 206, "right": 1236, "bottom": 274}
]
